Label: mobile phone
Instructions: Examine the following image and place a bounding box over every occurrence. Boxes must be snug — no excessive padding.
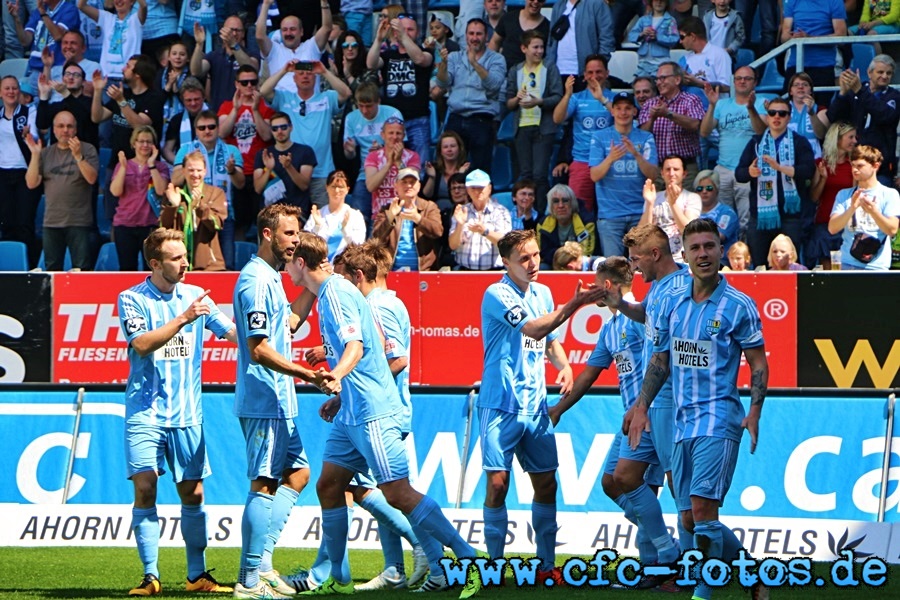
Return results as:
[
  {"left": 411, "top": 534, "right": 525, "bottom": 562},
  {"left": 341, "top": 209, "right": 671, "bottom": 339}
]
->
[{"left": 295, "top": 61, "right": 315, "bottom": 71}]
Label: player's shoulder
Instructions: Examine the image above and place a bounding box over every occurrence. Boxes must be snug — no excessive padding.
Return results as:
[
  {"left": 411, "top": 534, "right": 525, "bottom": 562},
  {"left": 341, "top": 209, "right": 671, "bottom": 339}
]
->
[
  {"left": 119, "top": 278, "right": 153, "bottom": 302},
  {"left": 720, "top": 281, "right": 760, "bottom": 317}
]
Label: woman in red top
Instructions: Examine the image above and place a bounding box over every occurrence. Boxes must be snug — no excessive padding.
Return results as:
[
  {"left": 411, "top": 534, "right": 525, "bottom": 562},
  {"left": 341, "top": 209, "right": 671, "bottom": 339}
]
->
[{"left": 809, "top": 122, "right": 856, "bottom": 269}]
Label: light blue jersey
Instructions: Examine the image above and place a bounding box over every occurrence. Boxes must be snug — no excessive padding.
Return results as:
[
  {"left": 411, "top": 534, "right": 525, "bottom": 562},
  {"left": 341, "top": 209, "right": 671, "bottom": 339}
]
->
[
  {"left": 318, "top": 275, "right": 402, "bottom": 425},
  {"left": 233, "top": 256, "right": 298, "bottom": 419},
  {"left": 118, "top": 278, "right": 233, "bottom": 427},
  {"left": 638, "top": 265, "right": 691, "bottom": 410},
  {"left": 587, "top": 298, "right": 645, "bottom": 410},
  {"left": 702, "top": 202, "right": 740, "bottom": 261},
  {"left": 478, "top": 275, "right": 558, "bottom": 416},
  {"left": 566, "top": 89, "right": 612, "bottom": 162},
  {"left": 366, "top": 288, "right": 412, "bottom": 433},
  {"left": 654, "top": 277, "right": 765, "bottom": 443},
  {"left": 590, "top": 126, "right": 658, "bottom": 219},
  {"left": 712, "top": 97, "right": 768, "bottom": 170},
  {"left": 831, "top": 185, "right": 900, "bottom": 270},
  {"left": 271, "top": 89, "right": 340, "bottom": 178}
]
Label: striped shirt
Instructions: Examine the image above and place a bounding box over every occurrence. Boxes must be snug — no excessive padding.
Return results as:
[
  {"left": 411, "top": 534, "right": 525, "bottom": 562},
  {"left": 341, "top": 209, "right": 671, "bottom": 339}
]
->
[
  {"left": 366, "top": 288, "right": 412, "bottom": 433},
  {"left": 318, "top": 275, "right": 401, "bottom": 426},
  {"left": 587, "top": 293, "right": 644, "bottom": 410},
  {"left": 638, "top": 91, "right": 705, "bottom": 161},
  {"left": 449, "top": 201, "right": 512, "bottom": 270},
  {"left": 233, "top": 256, "right": 298, "bottom": 418},
  {"left": 478, "top": 274, "right": 558, "bottom": 416},
  {"left": 653, "top": 277, "right": 764, "bottom": 442},
  {"left": 118, "top": 278, "right": 233, "bottom": 427}
]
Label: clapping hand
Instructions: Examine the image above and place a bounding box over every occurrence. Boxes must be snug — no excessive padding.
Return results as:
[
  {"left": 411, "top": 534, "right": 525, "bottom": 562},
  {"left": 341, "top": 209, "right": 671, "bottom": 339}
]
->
[
  {"left": 642, "top": 178, "right": 657, "bottom": 205},
  {"left": 748, "top": 158, "right": 761, "bottom": 178},
  {"left": 262, "top": 149, "right": 276, "bottom": 170}
]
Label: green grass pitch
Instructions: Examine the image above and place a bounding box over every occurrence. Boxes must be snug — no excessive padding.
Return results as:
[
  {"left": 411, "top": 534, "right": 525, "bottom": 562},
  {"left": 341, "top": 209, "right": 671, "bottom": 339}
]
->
[{"left": 0, "top": 547, "right": 897, "bottom": 598}]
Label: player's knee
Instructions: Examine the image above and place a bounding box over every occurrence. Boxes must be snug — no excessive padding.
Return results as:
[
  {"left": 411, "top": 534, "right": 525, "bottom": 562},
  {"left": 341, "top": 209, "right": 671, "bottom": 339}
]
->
[
  {"left": 601, "top": 473, "right": 620, "bottom": 499},
  {"left": 680, "top": 511, "right": 695, "bottom": 534},
  {"left": 133, "top": 480, "right": 157, "bottom": 506},
  {"left": 612, "top": 469, "right": 641, "bottom": 492},
  {"left": 315, "top": 477, "right": 342, "bottom": 502},
  {"left": 485, "top": 477, "right": 510, "bottom": 504}
]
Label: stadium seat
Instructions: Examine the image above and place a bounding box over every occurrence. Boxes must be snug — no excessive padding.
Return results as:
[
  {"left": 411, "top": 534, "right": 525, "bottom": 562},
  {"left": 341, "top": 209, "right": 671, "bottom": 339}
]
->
[
  {"left": 96, "top": 194, "right": 111, "bottom": 240},
  {"left": 490, "top": 145, "right": 514, "bottom": 192},
  {"left": 0, "top": 58, "right": 29, "bottom": 79},
  {"left": 496, "top": 112, "right": 516, "bottom": 144},
  {"left": 94, "top": 242, "right": 120, "bottom": 271},
  {"left": 608, "top": 51, "right": 638, "bottom": 84},
  {"left": 851, "top": 43, "right": 876, "bottom": 83},
  {"left": 735, "top": 48, "right": 755, "bottom": 70},
  {"left": 429, "top": 101, "right": 441, "bottom": 144},
  {"left": 493, "top": 191, "right": 514, "bottom": 212},
  {"left": 670, "top": 49, "right": 689, "bottom": 66},
  {"left": 234, "top": 241, "right": 257, "bottom": 270},
  {"left": 38, "top": 248, "right": 72, "bottom": 271},
  {"left": 0, "top": 241, "right": 29, "bottom": 271},
  {"left": 756, "top": 60, "right": 783, "bottom": 93},
  {"left": 35, "top": 195, "right": 45, "bottom": 240}
]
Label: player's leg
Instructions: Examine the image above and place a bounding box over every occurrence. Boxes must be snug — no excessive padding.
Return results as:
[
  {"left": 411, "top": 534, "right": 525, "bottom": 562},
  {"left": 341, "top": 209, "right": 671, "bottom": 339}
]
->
[
  {"left": 520, "top": 412, "right": 560, "bottom": 574},
  {"left": 479, "top": 408, "right": 522, "bottom": 560},
  {"left": 649, "top": 406, "right": 687, "bottom": 550},
  {"left": 602, "top": 432, "right": 657, "bottom": 563},
  {"left": 126, "top": 422, "right": 163, "bottom": 595},
  {"left": 352, "top": 479, "right": 416, "bottom": 590}
]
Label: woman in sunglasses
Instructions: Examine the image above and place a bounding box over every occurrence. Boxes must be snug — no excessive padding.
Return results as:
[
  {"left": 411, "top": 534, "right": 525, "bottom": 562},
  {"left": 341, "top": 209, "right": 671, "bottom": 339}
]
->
[
  {"left": 693, "top": 170, "right": 739, "bottom": 265},
  {"left": 332, "top": 30, "right": 377, "bottom": 104},
  {"left": 735, "top": 96, "right": 817, "bottom": 270}
]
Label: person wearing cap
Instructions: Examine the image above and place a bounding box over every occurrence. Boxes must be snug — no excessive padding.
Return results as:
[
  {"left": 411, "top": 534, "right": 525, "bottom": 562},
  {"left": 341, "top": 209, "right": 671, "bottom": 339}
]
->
[
  {"left": 372, "top": 166, "right": 443, "bottom": 271},
  {"left": 18, "top": 78, "right": 36, "bottom": 107},
  {"left": 364, "top": 116, "right": 422, "bottom": 227},
  {"left": 426, "top": 12, "right": 459, "bottom": 55},
  {"left": 449, "top": 168, "right": 512, "bottom": 270},
  {"left": 589, "top": 91, "right": 659, "bottom": 257},
  {"left": 505, "top": 29, "right": 562, "bottom": 212}
]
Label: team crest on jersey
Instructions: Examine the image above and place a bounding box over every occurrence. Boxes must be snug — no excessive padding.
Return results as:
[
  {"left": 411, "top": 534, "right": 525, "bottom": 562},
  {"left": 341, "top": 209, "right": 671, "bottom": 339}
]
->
[
  {"left": 705, "top": 319, "right": 721, "bottom": 335},
  {"left": 248, "top": 311, "right": 267, "bottom": 331},
  {"left": 505, "top": 305, "right": 525, "bottom": 326},
  {"left": 123, "top": 316, "right": 147, "bottom": 335}
]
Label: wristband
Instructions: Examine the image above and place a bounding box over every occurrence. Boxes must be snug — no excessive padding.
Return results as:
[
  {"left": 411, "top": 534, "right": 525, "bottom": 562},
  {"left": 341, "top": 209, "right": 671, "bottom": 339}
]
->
[
  {"left": 148, "top": 164, "right": 157, "bottom": 170},
  {"left": 231, "top": 43, "right": 242, "bottom": 53},
  {"left": 118, "top": 100, "right": 128, "bottom": 108}
]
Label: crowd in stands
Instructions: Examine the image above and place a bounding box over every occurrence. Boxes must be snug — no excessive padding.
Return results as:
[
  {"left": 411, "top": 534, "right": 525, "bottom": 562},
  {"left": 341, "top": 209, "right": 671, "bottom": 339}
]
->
[{"left": 0, "top": 0, "right": 898, "bottom": 273}]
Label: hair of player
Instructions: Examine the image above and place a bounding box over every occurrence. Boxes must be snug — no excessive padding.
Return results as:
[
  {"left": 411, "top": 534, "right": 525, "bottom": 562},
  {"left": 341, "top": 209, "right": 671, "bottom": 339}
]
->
[
  {"left": 623, "top": 223, "right": 671, "bottom": 255},
  {"left": 683, "top": 217, "right": 722, "bottom": 245},
  {"left": 851, "top": 144, "right": 883, "bottom": 166},
  {"left": 257, "top": 204, "right": 302, "bottom": 244},
  {"left": 143, "top": 228, "right": 184, "bottom": 265},
  {"left": 342, "top": 244, "right": 378, "bottom": 282},
  {"left": 498, "top": 229, "right": 537, "bottom": 259},
  {"left": 295, "top": 232, "right": 328, "bottom": 267},
  {"left": 596, "top": 256, "right": 634, "bottom": 286},
  {"left": 364, "top": 239, "right": 393, "bottom": 279},
  {"left": 552, "top": 241, "right": 583, "bottom": 270}
]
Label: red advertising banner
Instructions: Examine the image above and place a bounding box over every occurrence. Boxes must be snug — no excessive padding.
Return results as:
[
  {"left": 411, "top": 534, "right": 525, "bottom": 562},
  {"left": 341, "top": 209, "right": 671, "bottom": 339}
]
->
[{"left": 51, "top": 271, "right": 797, "bottom": 387}]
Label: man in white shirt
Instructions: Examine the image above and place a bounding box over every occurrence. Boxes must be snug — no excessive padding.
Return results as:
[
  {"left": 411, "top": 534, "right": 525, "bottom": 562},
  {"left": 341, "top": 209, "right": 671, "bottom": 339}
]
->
[
  {"left": 256, "top": 0, "right": 332, "bottom": 93},
  {"left": 678, "top": 16, "right": 732, "bottom": 93}
]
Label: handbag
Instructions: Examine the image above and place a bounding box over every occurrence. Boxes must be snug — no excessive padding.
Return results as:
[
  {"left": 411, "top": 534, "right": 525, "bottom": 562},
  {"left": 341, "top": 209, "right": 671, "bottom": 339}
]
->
[{"left": 848, "top": 212, "right": 883, "bottom": 263}]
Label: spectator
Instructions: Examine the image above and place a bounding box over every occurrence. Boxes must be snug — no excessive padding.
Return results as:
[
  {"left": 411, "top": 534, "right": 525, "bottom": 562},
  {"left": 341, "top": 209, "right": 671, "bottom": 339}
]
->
[
  {"left": 780, "top": 0, "right": 847, "bottom": 100},
  {"left": 448, "top": 168, "right": 512, "bottom": 270},
  {"left": 786, "top": 72, "right": 827, "bottom": 159},
  {"left": 177, "top": 0, "right": 216, "bottom": 50},
  {"left": 141, "top": 0, "right": 178, "bottom": 61},
  {"left": 0, "top": 76, "right": 40, "bottom": 267},
  {"left": 260, "top": 59, "right": 351, "bottom": 204},
  {"left": 627, "top": 0, "right": 680, "bottom": 78},
  {"left": 456, "top": 0, "right": 506, "bottom": 45},
  {"left": 36, "top": 63, "right": 98, "bottom": 150},
  {"left": 678, "top": 16, "right": 732, "bottom": 92},
  {"left": 304, "top": 169, "right": 366, "bottom": 260},
  {"left": 632, "top": 76, "right": 657, "bottom": 108},
  {"left": 809, "top": 122, "right": 856, "bottom": 269},
  {"left": 639, "top": 62, "right": 705, "bottom": 189},
  {"left": 342, "top": 0, "right": 374, "bottom": 47},
  {"left": 700, "top": 67, "right": 767, "bottom": 237},
  {"left": 77, "top": 0, "right": 147, "bottom": 82},
  {"left": 505, "top": 30, "right": 562, "bottom": 208},
  {"left": 24, "top": 110, "right": 98, "bottom": 271},
  {"left": 159, "top": 41, "right": 190, "bottom": 139},
  {"left": 703, "top": 0, "right": 745, "bottom": 58},
  {"left": 172, "top": 110, "right": 244, "bottom": 270},
  {"left": 828, "top": 144, "right": 900, "bottom": 270},
  {"left": 218, "top": 65, "right": 275, "bottom": 240},
  {"left": 488, "top": 0, "right": 549, "bottom": 70},
  {"left": 10, "top": 0, "right": 81, "bottom": 88},
  {"left": 367, "top": 15, "right": 434, "bottom": 168},
  {"left": 510, "top": 179, "right": 539, "bottom": 231},
  {"left": 694, "top": 169, "right": 739, "bottom": 262},
  {"left": 735, "top": 96, "right": 816, "bottom": 269},
  {"left": 546, "top": 0, "right": 615, "bottom": 82},
  {"left": 724, "top": 239, "right": 751, "bottom": 270},
  {"left": 737, "top": 0, "right": 779, "bottom": 57},
  {"left": 425, "top": 13, "right": 459, "bottom": 109},
  {"left": 252, "top": 112, "right": 317, "bottom": 215},
  {"left": 77, "top": 0, "right": 103, "bottom": 62},
  {"left": 766, "top": 233, "right": 808, "bottom": 270},
  {"left": 108, "top": 125, "right": 169, "bottom": 271},
  {"left": 825, "top": 55, "right": 900, "bottom": 185},
  {"left": 610, "top": 0, "right": 648, "bottom": 47},
  {"left": 552, "top": 54, "right": 614, "bottom": 213},
  {"left": 331, "top": 30, "right": 377, "bottom": 104},
  {"left": 41, "top": 30, "right": 100, "bottom": 101},
  {"left": 160, "top": 150, "right": 227, "bottom": 271},
  {"left": 256, "top": 0, "right": 332, "bottom": 94},
  {"left": 850, "top": 0, "right": 900, "bottom": 53},
  {"left": 343, "top": 82, "right": 402, "bottom": 214},
  {"left": 437, "top": 172, "right": 470, "bottom": 268},
  {"left": 365, "top": 117, "right": 421, "bottom": 224},
  {"left": 436, "top": 18, "right": 507, "bottom": 173},
  {"left": 639, "top": 156, "right": 702, "bottom": 261},
  {"left": 537, "top": 183, "right": 596, "bottom": 268},
  {"left": 372, "top": 166, "right": 443, "bottom": 271},
  {"left": 422, "top": 130, "right": 470, "bottom": 207},
  {"left": 589, "top": 91, "right": 659, "bottom": 256},
  {"left": 189, "top": 17, "right": 260, "bottom": 110},
  {"left": 552, "top": 240, "right": 584, "bottom": 270},
  {"left": 161, "top": 77, "right": 206, "bottom": 164}
]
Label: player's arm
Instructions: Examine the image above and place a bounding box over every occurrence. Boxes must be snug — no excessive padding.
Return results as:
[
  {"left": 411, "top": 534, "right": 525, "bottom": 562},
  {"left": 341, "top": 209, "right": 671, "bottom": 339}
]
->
[
  {"left": 625, "top": 350, "right": 670, "bottom": 448},
  {"left": 130, "top": 290, "right": 212, "bottom": 357},
  {"left": 330, "top": 340, "right": 364, "bottom": 381},
  {"left": 247, "top": 335, "right": 323, "bottom": 383},
  {"left": 387, "top": 355, "right": 409, "bottom": 377},
  {"left": 290, "top": 288, "right": 316, "bottom": 332},
  {"left": 742, "top": 344, "right": 768, "bottom": 454},
  {"left": 223, "top": 327, "right": 238, "bottom": 344},
  {"left": 602, "top": 285, "right": 647, "bottom": 323},
  {"left": 519, "top": 280, "right": 605, "bottom": 340},
  {"left": 545, "top": 339, "right": 573, "bottom": 395},
  {"left": 549, "top": 364, "right": 603, "bottom": 425}
]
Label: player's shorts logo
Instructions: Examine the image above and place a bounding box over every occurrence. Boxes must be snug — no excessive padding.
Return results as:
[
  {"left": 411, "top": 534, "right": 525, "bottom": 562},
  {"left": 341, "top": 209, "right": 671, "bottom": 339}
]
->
[
  {"left": 504, "top": 306, "right": 525, "bottom": 326},
  {"left": 248, "top": 311, "right": 267, "bottom": 331},
  {"left": 123, "top": 316, "right": 146, "bottom": 335}
]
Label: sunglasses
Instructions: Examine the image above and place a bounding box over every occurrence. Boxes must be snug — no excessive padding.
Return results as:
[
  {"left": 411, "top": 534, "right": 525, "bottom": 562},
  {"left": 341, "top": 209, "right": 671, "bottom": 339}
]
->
[
  {"left": 237, "top": 79, "right": 258, "bottom": 86},
  {"left": 196, "top": 123, "right": 218, "bottom": 131},
  {"left": 342, "top": 41, "right": 359, "bottom": 49},
  {"left": 397, "top": 13, "right": 415, "bottom": 19},
  {"left": 767, "top": 109, "right": 790, "bottom": 117},
  {"left": 271, "top": 123, "right": 290, "bottom": 131},
  {"left": 695, "top": 185, "right": 716, "bottom": 192},
  {"left": 299, "top": 100, "right": 307, "bottom": 117},
  {"left": 679, "top": 33, "right": 688, "bottom": 39},
  {"left": 63, "top": 71, "right": 83, "bottom": 78},
  {"left": 527, "top": 72, "right": 537, "bottom": 87},
  {"left": 551, "top": 198, "right": 569, "bottom": 204}
]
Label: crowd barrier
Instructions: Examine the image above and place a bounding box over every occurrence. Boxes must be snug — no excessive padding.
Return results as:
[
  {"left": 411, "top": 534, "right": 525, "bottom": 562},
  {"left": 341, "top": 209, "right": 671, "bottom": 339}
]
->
[
  {"left": 1, "top": 271, "right": 898, "bottom": 389},
  {"left": 2, "top": 387, "right": 899, "bottom": 563}
]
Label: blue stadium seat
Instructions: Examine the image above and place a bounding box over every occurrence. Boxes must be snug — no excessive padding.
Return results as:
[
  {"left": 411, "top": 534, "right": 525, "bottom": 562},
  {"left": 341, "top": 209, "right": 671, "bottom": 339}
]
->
[
  {"left": 35, "top": 195, "right": 45, "bottom": 240},
  {"left": 493, "top": 191, "right": 514, "bottom": 212},
  {"left": 0, "top": 58, "right": 29, "bottom": 79},
  {"left": 429, "top": 101, "right": 441, "bottom": 144},
  {"left": 735, "top": 48, "right": 754, "bottom": 70},
  {"left": 851, "top": 43, "right": 876, "bottom": 83},
  {"left": 94, "top": 242, "right": 120, "bottom": 271},
  {"left": 496, "top": 112, "right": 516, "bottom": 144},
  {"left": 38, "top": 248, "right": 72, "bottom": 271},
  {"left": 756, "top": 60, "right": 783, "bottom": 93},
  {"left": 96, "top": 194, "right": 111, "bottom": 240},
  {"left": 234, "top": 241, "right": 257, "bottom": 271},
  {"left": 491, "top": 145, "right": 514, "bottom": 192},
  {"left": 0, "top": 241, "right": 29, "bottom": 271}
]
